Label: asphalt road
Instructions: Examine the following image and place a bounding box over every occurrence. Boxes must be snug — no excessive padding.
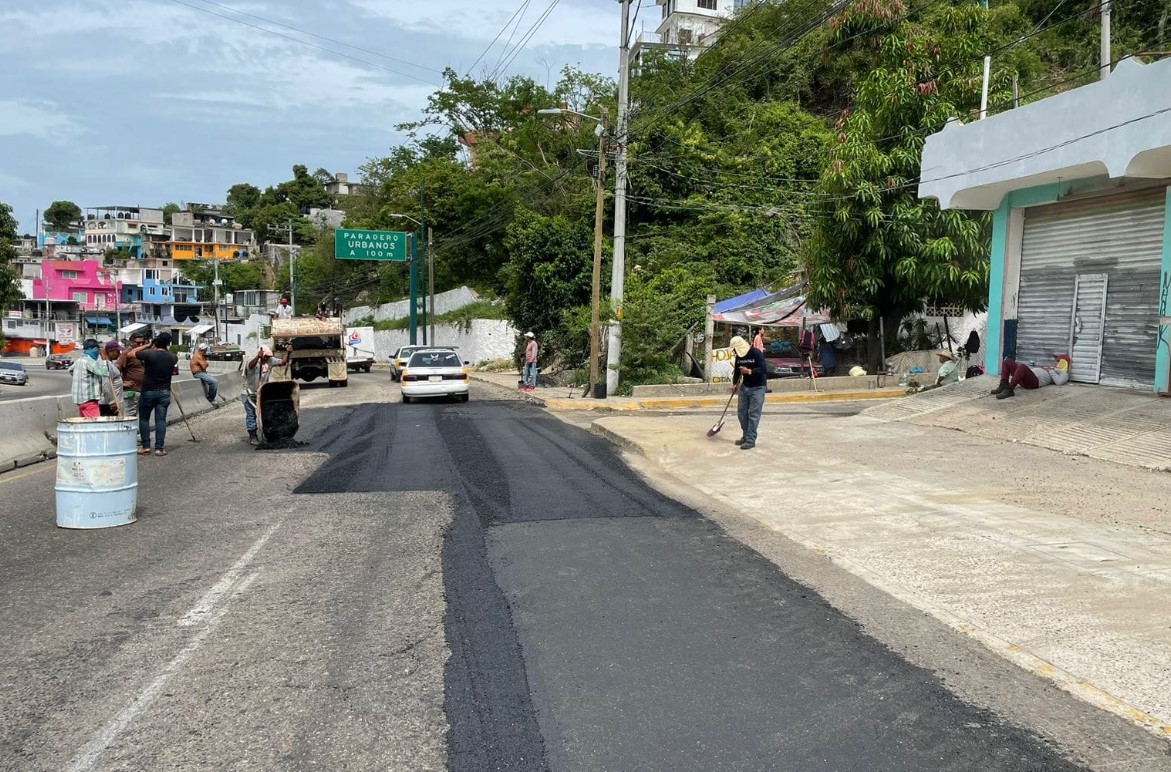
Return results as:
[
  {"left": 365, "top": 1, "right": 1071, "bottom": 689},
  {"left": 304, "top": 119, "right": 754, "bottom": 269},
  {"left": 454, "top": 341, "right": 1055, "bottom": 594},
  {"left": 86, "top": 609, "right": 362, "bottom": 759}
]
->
[{"left": 0, "top": 374, "right": 1157, "bottom": 770}]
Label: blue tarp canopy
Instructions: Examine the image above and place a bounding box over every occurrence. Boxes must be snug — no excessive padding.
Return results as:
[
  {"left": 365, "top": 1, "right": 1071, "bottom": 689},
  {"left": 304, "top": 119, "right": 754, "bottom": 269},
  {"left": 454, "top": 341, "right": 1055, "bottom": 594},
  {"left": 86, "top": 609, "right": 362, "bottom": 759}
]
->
[
  {"left": 713, "top": 288, "right": 770, "bottom": 314},
  {"left": 85, "top": 316, "right": 112, "bottom": 325}
]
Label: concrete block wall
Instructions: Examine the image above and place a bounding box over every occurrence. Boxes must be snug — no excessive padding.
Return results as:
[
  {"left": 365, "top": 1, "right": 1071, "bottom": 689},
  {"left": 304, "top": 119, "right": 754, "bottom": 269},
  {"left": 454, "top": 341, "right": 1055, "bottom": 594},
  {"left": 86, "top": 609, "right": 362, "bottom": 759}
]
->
[
  {"left": 344, "top": 286, "right": 480, "bottom": 324},
  {"left": 0, "top": 371, "right": 244, "bottom": 473},
  {"left": 371, "top": 319, "right": 518, "bottom": 365}
]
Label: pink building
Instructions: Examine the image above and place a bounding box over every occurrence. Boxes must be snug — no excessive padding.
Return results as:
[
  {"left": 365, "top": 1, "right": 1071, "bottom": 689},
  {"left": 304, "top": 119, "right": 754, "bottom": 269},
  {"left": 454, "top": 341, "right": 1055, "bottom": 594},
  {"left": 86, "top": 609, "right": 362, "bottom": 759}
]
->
[{"left": 30, "top": 260, "right": 119, "bottom": 312}]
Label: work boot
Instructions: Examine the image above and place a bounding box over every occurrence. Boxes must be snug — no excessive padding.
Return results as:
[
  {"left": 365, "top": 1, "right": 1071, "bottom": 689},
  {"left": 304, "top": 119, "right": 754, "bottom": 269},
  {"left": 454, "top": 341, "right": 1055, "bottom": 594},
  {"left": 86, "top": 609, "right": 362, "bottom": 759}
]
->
[
  {"left": 740, "top": 442, "right": 756, "bottom": 450},
  {"left": 990, "top": 382, "right": 1008, "bottom": 395},
  {"left": 734, "top": 437, "right": 745, "bottom": 446},
  {"left": 995, "top": 387, "right": 1015, "bottom": 400},
  {"left": 248, "top": 430, "right": 258, "bottom": 445}
]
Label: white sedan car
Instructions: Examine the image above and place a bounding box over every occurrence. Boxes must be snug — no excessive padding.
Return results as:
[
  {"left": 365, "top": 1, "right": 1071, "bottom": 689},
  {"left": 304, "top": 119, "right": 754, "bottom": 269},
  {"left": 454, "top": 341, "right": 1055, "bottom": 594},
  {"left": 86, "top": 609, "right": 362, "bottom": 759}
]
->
[{"left": 400, "top": 349, "right": 470, "bottom": 403}]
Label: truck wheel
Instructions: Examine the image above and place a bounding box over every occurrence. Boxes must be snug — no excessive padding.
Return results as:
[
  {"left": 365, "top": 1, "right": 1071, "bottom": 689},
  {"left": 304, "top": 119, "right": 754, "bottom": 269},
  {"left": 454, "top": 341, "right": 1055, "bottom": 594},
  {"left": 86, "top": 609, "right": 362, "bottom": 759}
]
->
[
  {"left": 363, "top": 364, "right": 372, "bottom": 373},
  {"left": 340, "top": 380, "right": 349, "bottom": 388},
  {"left": 329, "top": 380, "right": 338, "bottom": 388}
]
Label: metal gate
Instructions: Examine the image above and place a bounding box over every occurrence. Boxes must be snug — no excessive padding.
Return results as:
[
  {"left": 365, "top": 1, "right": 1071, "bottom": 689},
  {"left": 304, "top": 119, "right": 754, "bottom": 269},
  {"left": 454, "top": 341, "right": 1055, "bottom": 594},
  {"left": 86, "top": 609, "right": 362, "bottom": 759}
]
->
[
  {"left": 1017, "top": 188, "right": 1166, "bottom": 388},
  {"left": 1068, "top": 273, "right": 1107, "bottom": 383}
]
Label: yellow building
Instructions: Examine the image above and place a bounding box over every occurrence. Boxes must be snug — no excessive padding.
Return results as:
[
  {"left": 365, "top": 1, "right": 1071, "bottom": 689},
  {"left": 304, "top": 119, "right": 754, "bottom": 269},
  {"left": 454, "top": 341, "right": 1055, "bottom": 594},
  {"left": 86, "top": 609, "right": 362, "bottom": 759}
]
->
[{"left": 167, "top": 205, "right": 255, "bottom": 261}]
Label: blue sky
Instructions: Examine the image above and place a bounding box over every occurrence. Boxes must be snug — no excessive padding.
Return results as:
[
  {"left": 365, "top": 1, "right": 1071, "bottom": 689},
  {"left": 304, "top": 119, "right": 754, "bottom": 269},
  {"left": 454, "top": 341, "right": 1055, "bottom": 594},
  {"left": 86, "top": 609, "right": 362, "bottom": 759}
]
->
[{"left": 0, "top": 0, "right": 623, "bottom": 234}]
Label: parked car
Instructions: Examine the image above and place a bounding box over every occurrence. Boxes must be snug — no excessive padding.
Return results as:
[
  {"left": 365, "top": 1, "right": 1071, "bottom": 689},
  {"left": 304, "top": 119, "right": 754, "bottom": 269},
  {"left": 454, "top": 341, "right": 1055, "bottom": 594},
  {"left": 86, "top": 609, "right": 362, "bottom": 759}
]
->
[
  {"left": 45, "top": 354, "right": 73, "bottom": 370},
  {"left": 0, "top": 361, "right": 29, "bottom": 386},
  {"left": 763, "top": 340, "right": 825, "bottom": 379},
  {"left": 399, "top": 349, "right": 470, "bottom": 403}
]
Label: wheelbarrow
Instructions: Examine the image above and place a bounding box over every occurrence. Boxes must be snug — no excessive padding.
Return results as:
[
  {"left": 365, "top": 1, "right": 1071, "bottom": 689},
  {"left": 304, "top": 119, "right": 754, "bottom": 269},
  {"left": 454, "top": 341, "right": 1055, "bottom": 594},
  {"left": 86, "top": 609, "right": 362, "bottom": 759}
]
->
[{"left": 257, "top": 380, "right": 301, "bottom": 443}]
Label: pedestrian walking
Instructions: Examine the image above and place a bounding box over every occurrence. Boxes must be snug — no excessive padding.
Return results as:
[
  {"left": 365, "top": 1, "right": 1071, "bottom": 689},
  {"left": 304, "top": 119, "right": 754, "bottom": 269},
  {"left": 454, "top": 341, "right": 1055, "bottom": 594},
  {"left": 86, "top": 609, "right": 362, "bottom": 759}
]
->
[
  {"left": 70, "top": 338, "right": 111, "bottom": 418},
  {"left": 730, "top": 335, "right": 767, "bottom": 450},
  {"left": 116, "top": 331, "right": 147, "bottom": 417},
  {"left": 243, "top": 345, "right": 290, "bottom": 444},
  {"left": 522, "top": 331, "right": 539, "bottom": 392},
  {"left": 128, "top": 333, "right": 178, "bottom": 456},
  {"left": 752, "top": 328, "right": 765, "bottom": 352},
  {"left": 190, "top": 342, "right": 219, "bottom": 403},
  {"left": 98, "top": 341, "right": 126, "bottom": 417}
]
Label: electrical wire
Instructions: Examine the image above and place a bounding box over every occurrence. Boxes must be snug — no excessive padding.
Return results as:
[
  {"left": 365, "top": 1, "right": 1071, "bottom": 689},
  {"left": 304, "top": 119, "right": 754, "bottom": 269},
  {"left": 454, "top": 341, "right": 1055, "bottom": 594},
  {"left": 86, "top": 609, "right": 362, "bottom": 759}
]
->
[
  {"left": 466, "top": 0, "right": 532, "bottom": 76},
  {"left": 491, "top": 0, "right": 562, "bottom": 81}
]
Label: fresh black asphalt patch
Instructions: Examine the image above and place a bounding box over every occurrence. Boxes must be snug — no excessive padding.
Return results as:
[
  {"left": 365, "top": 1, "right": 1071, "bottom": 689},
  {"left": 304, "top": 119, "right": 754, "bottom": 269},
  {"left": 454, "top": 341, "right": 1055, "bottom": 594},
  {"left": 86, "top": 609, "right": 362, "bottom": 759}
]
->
[{"left": 296, "top": 398, "right": 1086, "bottom": 771}]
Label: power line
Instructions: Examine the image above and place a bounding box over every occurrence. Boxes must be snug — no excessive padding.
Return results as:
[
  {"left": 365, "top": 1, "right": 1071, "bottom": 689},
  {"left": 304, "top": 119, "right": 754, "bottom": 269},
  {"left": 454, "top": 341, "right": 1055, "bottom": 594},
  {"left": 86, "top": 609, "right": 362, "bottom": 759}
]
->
[
  {"left": 180, "top": 0, "right": 443, "bottom": 74},
  {"left": 491, "top": 0, "right": 562, "bottom": 81},
  {"left": 488, "top": 0, "right": 533, "bottom": 79},
  {"left": 164, "top": 0, "right": 442, "bottom": 86},
  {"left": 466, "top": 0, "right": 531, "bottom": 76}
]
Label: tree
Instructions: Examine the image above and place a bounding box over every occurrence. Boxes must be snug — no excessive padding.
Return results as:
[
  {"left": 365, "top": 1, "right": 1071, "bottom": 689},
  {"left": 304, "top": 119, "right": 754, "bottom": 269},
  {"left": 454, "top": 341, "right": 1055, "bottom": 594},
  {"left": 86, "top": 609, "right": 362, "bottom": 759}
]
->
[
  {"left": 161, "top": 202, "right": 181, "bottom": 225},
  {"left": 44, "top": 200, "right": 81, "bottom": 233},
  {"left": 224, "top": 183, "right": 262, "bottom": 228},
  {"left": 804, "top": 2, "right": 1009, "bottom": 369},
  {"left": 0, "top": 203, "right": 24, "bottom": 329}
]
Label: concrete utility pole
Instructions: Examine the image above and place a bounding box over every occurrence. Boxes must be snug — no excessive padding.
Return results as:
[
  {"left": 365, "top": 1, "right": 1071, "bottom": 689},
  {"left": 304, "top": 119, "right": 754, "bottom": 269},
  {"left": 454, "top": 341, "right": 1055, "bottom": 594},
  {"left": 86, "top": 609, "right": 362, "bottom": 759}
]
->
[
  {"left": 589, "top": 116, "right": 609, "bottom": 398},
  {"left": 605, "top": 0, "right": 632, "bottom": 397},
  {"left": 269, "top": 221, "right": 297, "bottom": 313},
  {"left": 1100, "top": 0, "right": 1112, "bottom": 79},
  {"left": 428, "top": 227, "right": 435, "bottom": 346}
]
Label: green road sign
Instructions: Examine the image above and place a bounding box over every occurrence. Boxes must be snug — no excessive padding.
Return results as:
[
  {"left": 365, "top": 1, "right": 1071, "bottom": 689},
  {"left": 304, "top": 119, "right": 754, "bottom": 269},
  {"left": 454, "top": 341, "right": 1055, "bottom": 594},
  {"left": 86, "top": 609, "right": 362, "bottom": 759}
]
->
[{"left": 335, "top": 229, "right": 410, "bottom": 261}]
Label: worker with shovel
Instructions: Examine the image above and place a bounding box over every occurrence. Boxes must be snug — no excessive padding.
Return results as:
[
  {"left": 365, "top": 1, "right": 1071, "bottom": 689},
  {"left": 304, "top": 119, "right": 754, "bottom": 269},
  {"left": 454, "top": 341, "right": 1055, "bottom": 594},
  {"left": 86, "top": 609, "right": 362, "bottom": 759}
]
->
[
  {"left": 731, "top": 335, "right": 767, "bottom": 450},
  {"left": 243, "top": 345, "right": 290, "bottom": 445}
]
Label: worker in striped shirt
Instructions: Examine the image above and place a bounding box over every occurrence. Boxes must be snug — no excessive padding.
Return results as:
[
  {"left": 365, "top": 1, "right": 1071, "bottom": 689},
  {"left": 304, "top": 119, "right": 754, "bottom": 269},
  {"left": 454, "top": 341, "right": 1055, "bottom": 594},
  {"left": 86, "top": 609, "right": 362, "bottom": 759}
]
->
[{"left": 70, "top": 338, "right": 111, "bottom": 418}]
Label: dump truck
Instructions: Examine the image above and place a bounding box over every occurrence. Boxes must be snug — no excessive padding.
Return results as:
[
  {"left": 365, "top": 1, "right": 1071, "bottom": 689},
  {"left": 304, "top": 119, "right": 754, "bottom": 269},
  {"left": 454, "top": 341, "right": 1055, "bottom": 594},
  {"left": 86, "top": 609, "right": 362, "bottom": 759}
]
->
[{"left": 270, "top": 317, "right": 348, "bottom": 387}]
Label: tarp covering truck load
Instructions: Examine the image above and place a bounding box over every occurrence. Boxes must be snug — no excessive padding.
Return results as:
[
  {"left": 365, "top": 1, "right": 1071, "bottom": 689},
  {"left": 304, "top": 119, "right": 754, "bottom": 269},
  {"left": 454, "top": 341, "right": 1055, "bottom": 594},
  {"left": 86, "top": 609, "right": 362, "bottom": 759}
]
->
[{"left": 270, "top": 317, "right": 348, "bottom": 387}]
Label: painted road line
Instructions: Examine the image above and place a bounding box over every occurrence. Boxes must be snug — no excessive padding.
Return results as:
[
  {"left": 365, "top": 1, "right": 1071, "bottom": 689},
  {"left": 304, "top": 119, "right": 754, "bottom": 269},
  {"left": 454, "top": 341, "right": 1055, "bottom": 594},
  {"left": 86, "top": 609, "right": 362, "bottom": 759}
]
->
[
  {"left": 0, "top": 464, "right": 54, "bottom": 485},
  {"left": 178, "top": 522, "right": 280, "bottom": 627},
  {"left": 64, "top": 571, "right": 261, "bottom": 772}
]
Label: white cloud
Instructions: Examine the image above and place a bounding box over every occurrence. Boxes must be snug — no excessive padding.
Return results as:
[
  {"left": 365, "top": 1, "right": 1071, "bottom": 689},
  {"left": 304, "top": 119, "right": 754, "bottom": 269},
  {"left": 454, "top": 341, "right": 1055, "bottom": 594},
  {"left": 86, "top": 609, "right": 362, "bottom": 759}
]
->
[{"left": 0, "top": 100, "right": 83, "bottom": 142}]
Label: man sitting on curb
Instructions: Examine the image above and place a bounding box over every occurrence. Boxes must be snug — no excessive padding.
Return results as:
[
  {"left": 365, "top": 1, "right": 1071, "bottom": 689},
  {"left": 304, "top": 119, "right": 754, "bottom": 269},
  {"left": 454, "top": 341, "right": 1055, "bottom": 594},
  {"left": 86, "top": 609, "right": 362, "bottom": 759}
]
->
[
  {"left": 991, "top": 354, "right": 1070, "bottom": 399},
  {"left": 191, "top": 342, "right": 219, "bottom": 404}
]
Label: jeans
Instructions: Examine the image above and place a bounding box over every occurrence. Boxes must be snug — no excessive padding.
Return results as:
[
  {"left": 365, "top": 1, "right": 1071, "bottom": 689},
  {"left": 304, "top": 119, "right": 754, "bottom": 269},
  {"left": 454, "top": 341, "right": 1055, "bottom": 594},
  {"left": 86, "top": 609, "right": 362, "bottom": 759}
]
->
[
  {"left": 123, "top": 391, "right": 138, "bottom": 418},
  {"left": 195, "top": 371, "right": 219, "bottom": 402},
  {"left": 138, "top": 389, "right": 171, "bottom": 450},
  {"left": 523, "top": 362, "right": 538, "bottom": 388},
  {"left": 242, "top": 393, "right": 258, "bottom": 433},
  {"left": 737, "top": 385, "right": 766, "bottom": 445}
]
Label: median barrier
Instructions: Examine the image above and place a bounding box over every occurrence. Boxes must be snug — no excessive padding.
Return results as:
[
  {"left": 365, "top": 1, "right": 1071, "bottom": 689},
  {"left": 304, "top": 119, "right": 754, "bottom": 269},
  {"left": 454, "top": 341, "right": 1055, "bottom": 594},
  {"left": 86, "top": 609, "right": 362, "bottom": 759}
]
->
[{"left": 0, "top": 372, "right": 245, "bottom": 474}]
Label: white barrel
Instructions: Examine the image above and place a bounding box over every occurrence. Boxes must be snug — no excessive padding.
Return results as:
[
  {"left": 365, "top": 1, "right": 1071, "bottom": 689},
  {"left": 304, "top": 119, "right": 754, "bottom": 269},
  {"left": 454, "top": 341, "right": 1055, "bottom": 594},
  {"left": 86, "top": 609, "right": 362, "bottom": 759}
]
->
[{"left": 55, "top": 417, "right": 138, "bottom": 529}]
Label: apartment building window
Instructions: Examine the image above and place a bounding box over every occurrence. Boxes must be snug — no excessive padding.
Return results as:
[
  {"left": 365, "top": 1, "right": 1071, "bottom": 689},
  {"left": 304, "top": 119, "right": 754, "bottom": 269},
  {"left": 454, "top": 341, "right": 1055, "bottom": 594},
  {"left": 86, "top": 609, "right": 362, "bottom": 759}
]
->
[
  {"left": 73, "top": 292, "right": 87, "bottom": 304},
  {"left": 62, "top": 271, "right": 78, "bottom": 279},
  {"left": 697, "top": 0, "right": 717, "bottom": 9}
]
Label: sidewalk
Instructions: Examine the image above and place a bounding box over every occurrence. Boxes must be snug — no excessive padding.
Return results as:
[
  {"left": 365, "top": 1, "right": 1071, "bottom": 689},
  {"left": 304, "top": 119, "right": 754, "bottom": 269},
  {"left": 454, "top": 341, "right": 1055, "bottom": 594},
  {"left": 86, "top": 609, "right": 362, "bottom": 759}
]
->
[
  {"left": 470, "top": 371, "right": 904, "bottom": 411},
  {"left": 590, "top": 405, "right": 1171, "bottom": 740}
]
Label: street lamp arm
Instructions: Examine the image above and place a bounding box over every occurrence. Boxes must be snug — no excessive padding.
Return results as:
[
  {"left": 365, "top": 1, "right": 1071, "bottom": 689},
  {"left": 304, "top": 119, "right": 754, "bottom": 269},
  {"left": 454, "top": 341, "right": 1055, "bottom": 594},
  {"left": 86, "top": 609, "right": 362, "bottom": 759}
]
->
[
  {"left": 384, "top": 213, "right": 422, "bottom": 226},
  {"left": 536, "top": 106, "right": 604, "bottom": 124}
]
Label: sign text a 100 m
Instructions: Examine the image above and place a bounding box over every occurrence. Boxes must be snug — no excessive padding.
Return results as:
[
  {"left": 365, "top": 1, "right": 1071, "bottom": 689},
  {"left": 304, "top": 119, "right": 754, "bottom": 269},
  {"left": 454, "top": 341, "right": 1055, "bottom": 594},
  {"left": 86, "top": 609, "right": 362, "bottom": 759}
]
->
[{"left": 335, "top": 229, "right": 410, "bottom": 261}]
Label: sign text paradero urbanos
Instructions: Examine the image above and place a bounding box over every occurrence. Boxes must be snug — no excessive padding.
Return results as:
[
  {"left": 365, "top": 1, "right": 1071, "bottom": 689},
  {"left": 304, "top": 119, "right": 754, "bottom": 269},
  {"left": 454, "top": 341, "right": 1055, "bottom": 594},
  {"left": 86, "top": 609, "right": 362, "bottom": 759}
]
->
[{"left": 334, "top": 229, "right": 411, "bottom": 262}]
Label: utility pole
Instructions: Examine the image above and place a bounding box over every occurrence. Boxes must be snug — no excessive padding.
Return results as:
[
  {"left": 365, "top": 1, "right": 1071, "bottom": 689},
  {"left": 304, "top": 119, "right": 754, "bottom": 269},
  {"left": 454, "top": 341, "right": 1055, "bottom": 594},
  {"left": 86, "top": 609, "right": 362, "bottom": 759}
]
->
[
  {"left": 428, "top": 227, "right": 436, "bottom": 346},
  {"left": 605, "top": 0, "right": 632, "bottom": 397},
  {"left": 1100, "top": 0, "right": 1112, "bottom": 79},
  {"left": 212, "top": 259, "right": 222, "bottom": 342},
  {"left": 269, "top": 220, "right": 297, "bottom": 313},
  {"left": 589, "top": 116, "right": 609, "bottom": 398},
  {"left": 419, "top": 188, "right": 427, "bottom": 346}
]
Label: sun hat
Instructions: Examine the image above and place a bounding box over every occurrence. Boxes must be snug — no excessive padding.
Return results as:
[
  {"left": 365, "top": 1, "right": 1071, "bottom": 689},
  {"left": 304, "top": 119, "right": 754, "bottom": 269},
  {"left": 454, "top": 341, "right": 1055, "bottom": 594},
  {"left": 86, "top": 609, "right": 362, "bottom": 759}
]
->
[
  {"left": 197, "top": 342, "right": 209, "bottom": 351},
  {"left": 730, "top": 336, "right": 750, "bottom": 357},
  {"left": 936, "top": 350, "right": 955, "bottom": 361},
  {"left": 524, "top": 331, "right": 535, "bottom": 338}
]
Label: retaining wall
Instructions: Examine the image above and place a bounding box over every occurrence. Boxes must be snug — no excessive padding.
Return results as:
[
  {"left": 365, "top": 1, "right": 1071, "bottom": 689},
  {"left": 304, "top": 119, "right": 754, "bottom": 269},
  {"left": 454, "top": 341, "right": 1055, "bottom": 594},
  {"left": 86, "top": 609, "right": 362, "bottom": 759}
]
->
[
  {"left": 344, "top": 286, "right": 480, "bottom": 324},
  {"left": 371, "top": 319, "right": 517, "bottom": 364},
  {"left": 0, "top": 371, "right": 244, "bottom": 473}
]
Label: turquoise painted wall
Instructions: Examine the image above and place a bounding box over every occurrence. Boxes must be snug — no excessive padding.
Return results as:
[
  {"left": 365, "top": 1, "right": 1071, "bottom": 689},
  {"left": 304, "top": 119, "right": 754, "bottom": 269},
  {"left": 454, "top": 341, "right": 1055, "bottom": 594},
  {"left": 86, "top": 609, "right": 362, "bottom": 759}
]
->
[{"left": 1156, "top": 190, "right": 1171, "bottom": 393}]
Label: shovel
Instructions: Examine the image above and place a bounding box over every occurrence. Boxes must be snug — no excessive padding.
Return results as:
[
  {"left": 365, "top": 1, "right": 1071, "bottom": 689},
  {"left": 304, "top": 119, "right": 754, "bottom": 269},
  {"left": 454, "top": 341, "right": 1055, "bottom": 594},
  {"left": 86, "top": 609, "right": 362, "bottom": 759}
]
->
[
  {"left": 707, "top": 383, "right": 739, "bottom": 437},
  {"left": 170, "top": 386, "right": 200, "bottom": 443}
]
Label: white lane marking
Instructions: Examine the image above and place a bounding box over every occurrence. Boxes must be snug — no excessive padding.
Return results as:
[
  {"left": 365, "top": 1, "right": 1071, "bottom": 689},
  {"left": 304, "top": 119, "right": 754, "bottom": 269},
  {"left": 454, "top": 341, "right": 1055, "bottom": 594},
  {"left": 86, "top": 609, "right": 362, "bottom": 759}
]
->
[
  {"left": 177, "top": 523, "right": 279, "bottom": 627},
  {"left": 65, "top": 571, "right": 260, "bottom": 772}
]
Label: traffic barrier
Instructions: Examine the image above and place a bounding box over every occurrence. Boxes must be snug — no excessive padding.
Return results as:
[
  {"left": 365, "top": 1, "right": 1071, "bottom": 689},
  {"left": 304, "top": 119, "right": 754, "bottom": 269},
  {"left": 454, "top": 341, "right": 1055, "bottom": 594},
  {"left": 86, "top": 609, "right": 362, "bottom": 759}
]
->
[{"left": 0, "top": 372, "right": 245, "bottom": 474}]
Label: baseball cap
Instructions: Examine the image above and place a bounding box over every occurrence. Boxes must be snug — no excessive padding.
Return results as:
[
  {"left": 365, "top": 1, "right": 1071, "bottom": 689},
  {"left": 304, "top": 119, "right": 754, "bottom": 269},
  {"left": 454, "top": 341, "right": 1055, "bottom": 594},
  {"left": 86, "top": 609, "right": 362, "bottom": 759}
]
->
[
  {"left": 104, "top": 340, "right": 123, "bottom": 353},
  {"left": 524, "top": 331, "right": 535, "bottom": 338},
  {"left": 82, "top": 338, "right": 100, "bottom": 350}
]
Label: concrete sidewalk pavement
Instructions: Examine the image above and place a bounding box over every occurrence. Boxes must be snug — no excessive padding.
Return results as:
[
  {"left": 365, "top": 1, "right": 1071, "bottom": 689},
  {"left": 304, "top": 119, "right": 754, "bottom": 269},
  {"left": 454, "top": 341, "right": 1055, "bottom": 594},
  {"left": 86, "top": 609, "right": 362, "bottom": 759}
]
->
[
  {"left": 591, "top": 407, "right": 1171, "bottom": 741},
  {"left": 470, "top": 370, "right": 904, "bottom": 411}
]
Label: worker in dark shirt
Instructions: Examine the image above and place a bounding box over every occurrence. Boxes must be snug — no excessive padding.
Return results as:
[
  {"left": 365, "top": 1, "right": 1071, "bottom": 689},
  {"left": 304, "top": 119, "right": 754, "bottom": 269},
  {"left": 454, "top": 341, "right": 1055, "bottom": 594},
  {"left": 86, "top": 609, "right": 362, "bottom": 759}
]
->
[
  {"left": 730, "top": 334, "right": 767, "bottom": 450},
  {"left": 128, "top": 332, "right": 179, "bottom": 456}
]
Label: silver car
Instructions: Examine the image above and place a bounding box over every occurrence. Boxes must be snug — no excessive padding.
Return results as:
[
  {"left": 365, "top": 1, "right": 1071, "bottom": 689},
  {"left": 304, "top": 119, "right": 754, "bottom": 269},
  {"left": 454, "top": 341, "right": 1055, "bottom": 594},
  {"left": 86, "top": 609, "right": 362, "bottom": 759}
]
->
[{"left": 0, "top": 361, "right": 29, "bottom": 386}]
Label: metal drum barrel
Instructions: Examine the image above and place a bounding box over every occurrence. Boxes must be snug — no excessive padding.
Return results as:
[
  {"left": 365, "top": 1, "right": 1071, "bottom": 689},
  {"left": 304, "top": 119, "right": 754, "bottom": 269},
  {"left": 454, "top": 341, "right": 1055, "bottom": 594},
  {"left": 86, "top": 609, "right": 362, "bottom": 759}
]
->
[{"left": 55, "top": 417, "right": 139, "bottom": 529}]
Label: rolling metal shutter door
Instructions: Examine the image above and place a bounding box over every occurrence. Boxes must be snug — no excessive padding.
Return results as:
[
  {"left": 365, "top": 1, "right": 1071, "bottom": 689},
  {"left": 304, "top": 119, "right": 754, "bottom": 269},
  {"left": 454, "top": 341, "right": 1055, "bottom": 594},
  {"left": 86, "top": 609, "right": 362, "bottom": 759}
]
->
[{"left": 1019, "top": 189, "right": 1166, "bottom": 388}]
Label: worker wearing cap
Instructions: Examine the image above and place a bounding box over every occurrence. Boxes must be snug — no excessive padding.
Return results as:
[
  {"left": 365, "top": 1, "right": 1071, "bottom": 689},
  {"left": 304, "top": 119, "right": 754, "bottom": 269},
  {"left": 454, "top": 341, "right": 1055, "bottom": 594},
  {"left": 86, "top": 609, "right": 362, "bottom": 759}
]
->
[
  {"left": 522, "top": 331, "right": 539, "bottom": 392},
  {"left": 276, "top": 297, "right": 293, "bottom": 319},
  {"left": 191, "top": 342, "right": 219, "bottom": 403},
  {"left": 243, "top": 345, "right": 290, "bottom": 444},
  {"left": 116, "top": 331, "right": 147, "bottom": 416},
  {"left": 98, "top": 341, "right": 126, "bottom": 417},
  {"left": 730, "top": 335, "right": 767, "bottom": 450}
]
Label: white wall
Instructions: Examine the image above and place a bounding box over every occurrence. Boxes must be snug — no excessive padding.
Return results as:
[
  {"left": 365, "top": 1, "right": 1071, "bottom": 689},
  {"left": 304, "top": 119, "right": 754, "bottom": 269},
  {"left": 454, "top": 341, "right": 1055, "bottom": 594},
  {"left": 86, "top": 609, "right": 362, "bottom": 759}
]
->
[
  {"left": 372, "top": 319, "right": 517, "bottom": 364},
  {"left": 222, "top": 313, "right": 273, "bottom": 352},
  {"left": 344, "top": 286, "right": 480, "bottom": 325}
]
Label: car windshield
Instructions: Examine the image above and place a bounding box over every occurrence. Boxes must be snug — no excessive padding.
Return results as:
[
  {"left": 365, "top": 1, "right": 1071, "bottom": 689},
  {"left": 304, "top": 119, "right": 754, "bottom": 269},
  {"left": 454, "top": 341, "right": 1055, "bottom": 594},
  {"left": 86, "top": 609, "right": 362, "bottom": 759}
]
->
[
  {"left": 408, "top": 351, "right": 461, "bottom": 368},
  {"left": 398, "top": 347, "right": 421, "bottom": 359},
  {"left": 765, "top": 341, "right": 801, "bottom": 358},
  {"left": 0, "top": 362, "right": 24, "bottom": 371}
]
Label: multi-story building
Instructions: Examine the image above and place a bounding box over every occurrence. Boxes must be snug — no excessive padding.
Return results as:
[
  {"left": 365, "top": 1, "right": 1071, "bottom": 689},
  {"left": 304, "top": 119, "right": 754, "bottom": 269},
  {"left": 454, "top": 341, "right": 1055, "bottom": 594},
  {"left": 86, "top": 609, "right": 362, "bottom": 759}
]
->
[
  {"left": 325, "top": 172, "right": 366, "bottom": 197},
  {"left": 633, "top": 0, "right": 737, "bottom": 63},
  {"left": 1, "top": 258, "right": 128, "bottom": 354},
  {"left": 168, "top": 204, "right": 255, "bottom": 261},
  {"left": 84, "top": 206, "right": 165, "bottom": 257}
]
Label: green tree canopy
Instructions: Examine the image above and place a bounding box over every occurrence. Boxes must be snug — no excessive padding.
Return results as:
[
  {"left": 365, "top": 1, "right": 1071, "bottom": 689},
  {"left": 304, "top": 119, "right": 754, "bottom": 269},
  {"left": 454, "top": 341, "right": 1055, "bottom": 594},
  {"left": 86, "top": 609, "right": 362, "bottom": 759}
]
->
[{"left": 44, "top": 200, "right": 81, "bottom": 233}]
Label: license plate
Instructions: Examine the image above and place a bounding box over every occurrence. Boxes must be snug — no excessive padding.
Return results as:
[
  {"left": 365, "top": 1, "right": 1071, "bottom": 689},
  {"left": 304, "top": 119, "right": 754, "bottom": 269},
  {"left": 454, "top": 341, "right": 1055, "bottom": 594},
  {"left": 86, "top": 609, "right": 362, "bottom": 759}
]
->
[{"left": 429, "top": 375, "right": 442, "bottom": 381}]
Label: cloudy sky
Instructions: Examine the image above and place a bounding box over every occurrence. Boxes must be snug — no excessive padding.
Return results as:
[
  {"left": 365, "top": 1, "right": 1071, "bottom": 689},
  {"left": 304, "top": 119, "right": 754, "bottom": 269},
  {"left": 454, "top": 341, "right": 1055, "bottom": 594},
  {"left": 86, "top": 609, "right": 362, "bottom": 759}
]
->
[{"left": 0, "top": 0, "right": 627, "bottom": 233}]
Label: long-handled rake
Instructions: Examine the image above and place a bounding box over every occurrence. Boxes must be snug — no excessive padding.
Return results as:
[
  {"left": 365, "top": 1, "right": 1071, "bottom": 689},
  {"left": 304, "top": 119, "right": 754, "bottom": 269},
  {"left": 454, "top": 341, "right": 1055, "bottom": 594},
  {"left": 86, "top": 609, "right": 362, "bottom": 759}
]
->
[
  {"left": 707, "top": 383, "right": 739, "bottom": 437},
  {"left": 169, "top": 387, "right": 200, "bottom": 443}
]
